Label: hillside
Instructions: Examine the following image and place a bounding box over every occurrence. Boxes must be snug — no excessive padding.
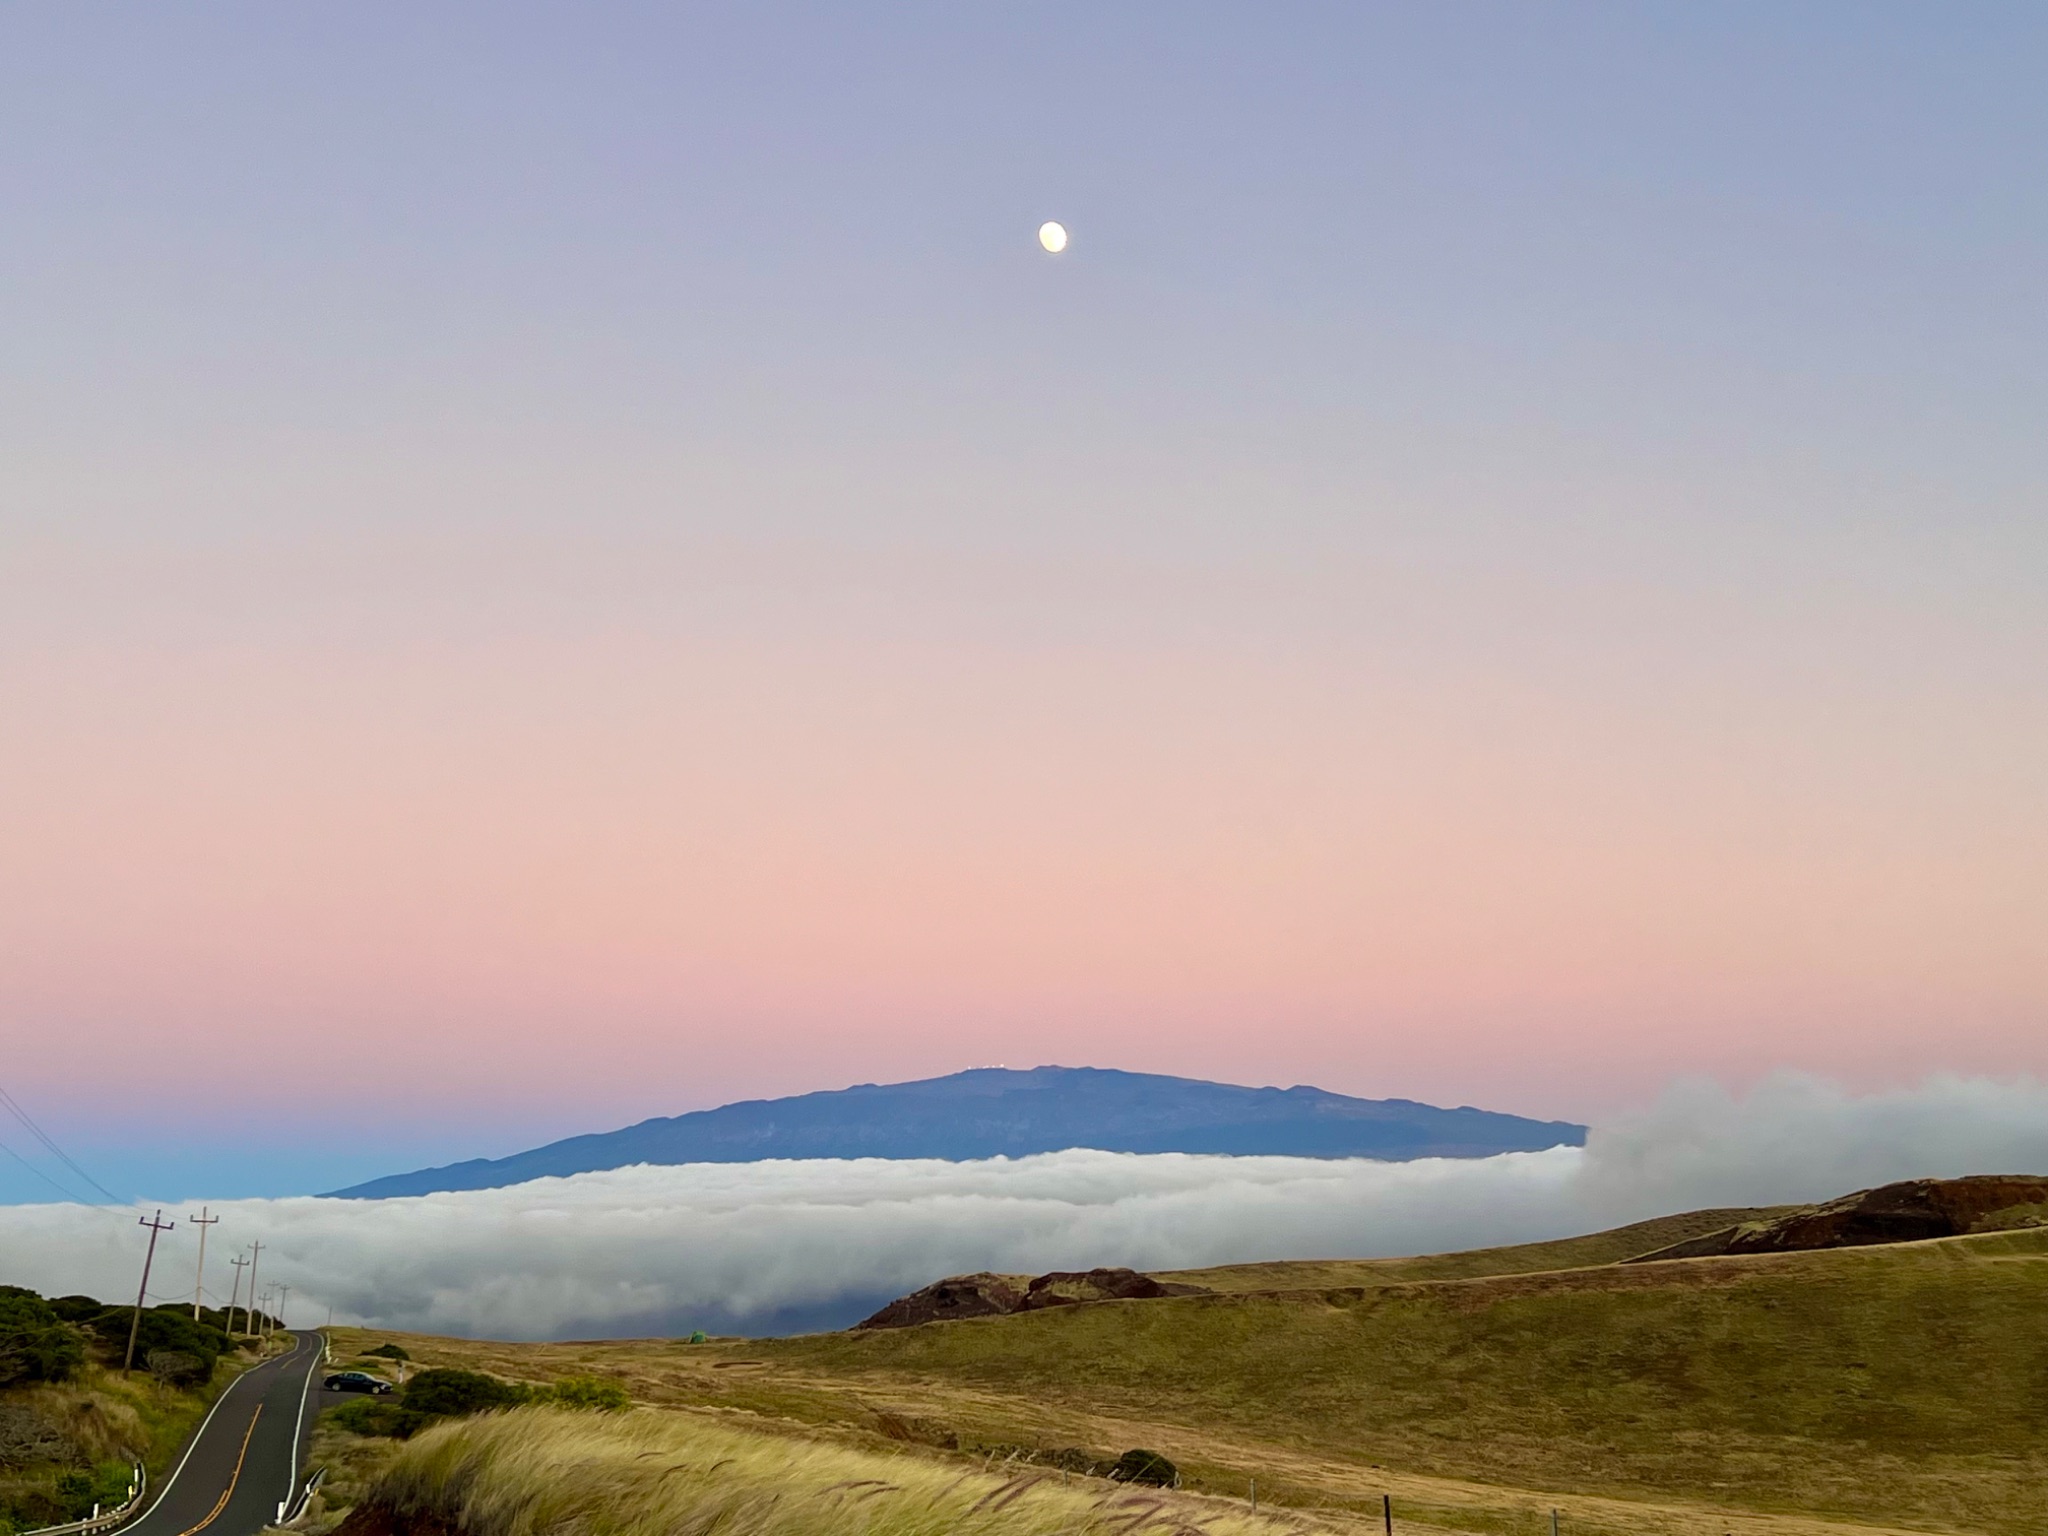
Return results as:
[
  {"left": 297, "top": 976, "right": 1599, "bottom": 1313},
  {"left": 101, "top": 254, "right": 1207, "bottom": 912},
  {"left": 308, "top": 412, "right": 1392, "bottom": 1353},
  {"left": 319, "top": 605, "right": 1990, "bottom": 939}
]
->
[
  {"left": 327, "top": 1205, "right": 2048, "bottom": 1536},
  {"left": 327, "top": 1065, "right": 1585, "bottom": 1198}
]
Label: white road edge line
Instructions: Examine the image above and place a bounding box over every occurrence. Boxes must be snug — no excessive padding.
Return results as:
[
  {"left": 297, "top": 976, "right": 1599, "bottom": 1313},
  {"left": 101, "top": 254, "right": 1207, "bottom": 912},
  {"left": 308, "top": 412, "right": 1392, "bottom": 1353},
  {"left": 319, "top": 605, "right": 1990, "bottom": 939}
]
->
[{"left": 284, "top": 1333, "right": 319, "bottom": 1506}]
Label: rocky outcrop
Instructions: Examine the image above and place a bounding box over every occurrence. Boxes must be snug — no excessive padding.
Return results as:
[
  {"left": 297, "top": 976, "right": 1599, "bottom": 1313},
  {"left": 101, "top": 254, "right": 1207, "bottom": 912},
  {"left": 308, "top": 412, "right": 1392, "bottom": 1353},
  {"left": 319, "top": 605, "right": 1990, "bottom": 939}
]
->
[
  {"left": 1625, "top": 1175, "right": 2048, "bottom": 1264},
  {"left": 855, "top": 1266, "right": 1210, "bottom": 1329},
  {"left": 854, "top": 1273, "right": 1027, "bottom": 1329},
  {"left": 1018, "top": 1268, "right": 1207, "bottom": 1310}
]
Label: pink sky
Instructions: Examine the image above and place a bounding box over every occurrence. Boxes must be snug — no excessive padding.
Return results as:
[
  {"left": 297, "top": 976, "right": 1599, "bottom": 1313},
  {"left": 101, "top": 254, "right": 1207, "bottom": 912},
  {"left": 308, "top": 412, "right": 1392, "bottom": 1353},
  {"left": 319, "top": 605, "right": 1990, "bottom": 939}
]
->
[{"left": 4, "top": 489, "right": 2042, "bottom": 1166}]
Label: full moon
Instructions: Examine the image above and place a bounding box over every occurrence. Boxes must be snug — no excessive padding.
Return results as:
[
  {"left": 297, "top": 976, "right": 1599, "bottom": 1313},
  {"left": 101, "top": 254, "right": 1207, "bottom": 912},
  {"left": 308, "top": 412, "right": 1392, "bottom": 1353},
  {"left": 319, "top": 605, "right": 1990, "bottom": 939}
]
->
[{"left": 1038, "top": 221, "right": 1068, "bottom": 254}]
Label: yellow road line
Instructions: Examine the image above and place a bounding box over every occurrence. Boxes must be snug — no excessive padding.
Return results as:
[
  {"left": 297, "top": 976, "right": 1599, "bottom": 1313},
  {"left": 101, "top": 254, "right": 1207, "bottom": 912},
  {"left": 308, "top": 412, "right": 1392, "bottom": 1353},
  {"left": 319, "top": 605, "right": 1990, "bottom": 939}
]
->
[{"left": 175, "top": 1404, "right": 262, "bottom": 1536}]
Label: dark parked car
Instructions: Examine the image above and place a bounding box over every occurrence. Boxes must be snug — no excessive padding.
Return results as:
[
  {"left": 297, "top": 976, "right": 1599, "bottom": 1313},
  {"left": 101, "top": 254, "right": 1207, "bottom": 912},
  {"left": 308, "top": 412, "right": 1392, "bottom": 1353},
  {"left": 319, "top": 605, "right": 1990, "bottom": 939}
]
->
[{"left": 323, "top": 1371, "right": 393, "bottom": 1394}]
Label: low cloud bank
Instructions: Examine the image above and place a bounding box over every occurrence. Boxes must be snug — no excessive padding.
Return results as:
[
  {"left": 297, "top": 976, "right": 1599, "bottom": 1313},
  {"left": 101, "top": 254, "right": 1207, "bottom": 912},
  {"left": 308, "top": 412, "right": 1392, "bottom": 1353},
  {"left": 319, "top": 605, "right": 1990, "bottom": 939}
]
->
[{"left": 6, "top": 1073, "right": 2044, "bottom": 1339}]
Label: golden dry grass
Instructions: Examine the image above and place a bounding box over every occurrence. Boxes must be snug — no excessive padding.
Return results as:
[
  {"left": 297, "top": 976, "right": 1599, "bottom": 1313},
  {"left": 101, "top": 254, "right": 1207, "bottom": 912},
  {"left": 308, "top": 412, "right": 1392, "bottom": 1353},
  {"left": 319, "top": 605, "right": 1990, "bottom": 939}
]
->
[{"left": 370, "top": 1405, "right": 1328, "bottom": 1536}]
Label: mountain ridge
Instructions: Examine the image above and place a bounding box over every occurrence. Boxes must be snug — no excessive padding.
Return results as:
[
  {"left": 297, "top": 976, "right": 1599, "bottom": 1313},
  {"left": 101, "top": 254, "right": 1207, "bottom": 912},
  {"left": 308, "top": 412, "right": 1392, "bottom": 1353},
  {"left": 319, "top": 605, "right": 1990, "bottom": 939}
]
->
[{"left": 327, "top": 1064, "right": 1586, "bottom": 1198}]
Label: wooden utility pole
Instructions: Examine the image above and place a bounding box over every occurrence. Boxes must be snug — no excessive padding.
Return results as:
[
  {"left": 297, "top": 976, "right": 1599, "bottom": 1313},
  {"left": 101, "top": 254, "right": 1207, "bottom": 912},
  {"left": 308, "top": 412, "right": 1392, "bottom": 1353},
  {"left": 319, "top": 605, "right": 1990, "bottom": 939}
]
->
[
  {"left": 226, "top": 1252, "right": 250, "bottom": 1335},
  {"left": 124, "top": 1210, "right": 176, "bottom": 1372},
  {"left": 275, "top": 1283, "right": 290, "bottom": 1332},
  {"left": 188, "top": 1207, "right": 219, "bottom": 1321}
]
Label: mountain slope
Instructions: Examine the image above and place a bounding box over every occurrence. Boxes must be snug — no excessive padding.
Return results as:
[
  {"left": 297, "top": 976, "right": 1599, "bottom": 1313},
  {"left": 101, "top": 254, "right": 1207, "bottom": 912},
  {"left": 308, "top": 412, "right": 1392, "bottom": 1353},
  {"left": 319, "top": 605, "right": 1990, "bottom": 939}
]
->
[{"left": 327, "top": 1065, "right": 1584, "bottom": 1197}]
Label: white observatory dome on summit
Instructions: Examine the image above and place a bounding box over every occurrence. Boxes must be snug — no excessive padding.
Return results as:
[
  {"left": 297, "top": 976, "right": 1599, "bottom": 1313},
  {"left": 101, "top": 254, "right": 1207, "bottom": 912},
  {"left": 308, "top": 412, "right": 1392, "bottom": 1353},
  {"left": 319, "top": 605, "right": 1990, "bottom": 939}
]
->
[{"left": 1037, "top": 221, "right": 1068, "bottom": 254}]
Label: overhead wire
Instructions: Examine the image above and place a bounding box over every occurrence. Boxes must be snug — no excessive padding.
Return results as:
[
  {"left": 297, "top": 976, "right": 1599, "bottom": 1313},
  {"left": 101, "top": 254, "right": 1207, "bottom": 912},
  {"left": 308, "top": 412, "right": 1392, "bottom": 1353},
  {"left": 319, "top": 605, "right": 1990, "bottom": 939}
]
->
[
  {"left": 0, "top": 1081, "right": 127, "bottom": 1202},
  {"left": 0, "top": 1128, "right": 106, "bottom": 1207}
]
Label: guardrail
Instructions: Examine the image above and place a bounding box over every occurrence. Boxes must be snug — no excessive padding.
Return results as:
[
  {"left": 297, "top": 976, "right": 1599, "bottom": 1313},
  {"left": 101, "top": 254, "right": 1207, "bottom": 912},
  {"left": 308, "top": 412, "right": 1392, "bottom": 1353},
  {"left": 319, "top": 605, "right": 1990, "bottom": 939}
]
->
[
  {"left": 18, "top": 1463, "right": 146, "bottom": 1536},
  {"left": 277, "top": 1466, "right": 326, "bottom": 1528}
]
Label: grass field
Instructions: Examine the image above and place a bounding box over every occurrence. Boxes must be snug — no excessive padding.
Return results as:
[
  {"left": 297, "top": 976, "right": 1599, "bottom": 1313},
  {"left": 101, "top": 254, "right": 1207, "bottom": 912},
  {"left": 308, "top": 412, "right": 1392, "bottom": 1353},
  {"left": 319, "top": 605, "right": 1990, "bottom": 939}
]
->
[{"left": 325, "top": 1218, "right": 2048, "bottom": 1536}]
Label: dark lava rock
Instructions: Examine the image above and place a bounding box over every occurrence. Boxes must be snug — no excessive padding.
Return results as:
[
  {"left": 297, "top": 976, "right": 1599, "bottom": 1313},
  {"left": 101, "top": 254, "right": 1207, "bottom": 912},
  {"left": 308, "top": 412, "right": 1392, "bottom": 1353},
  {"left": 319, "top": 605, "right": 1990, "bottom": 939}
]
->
[
  {"left": 1018, "top": 1267, "right": 1202, "bottom": 1310},
  {"left": 855, "top": 1265, "right": 1211, "bottom": 1329},
  {"left": 1626, "top": 1174, "right": 2048, "bottom": 1263},
  {"left": 854, "top": 1272, "right": 1026, "bottom": 1329}
]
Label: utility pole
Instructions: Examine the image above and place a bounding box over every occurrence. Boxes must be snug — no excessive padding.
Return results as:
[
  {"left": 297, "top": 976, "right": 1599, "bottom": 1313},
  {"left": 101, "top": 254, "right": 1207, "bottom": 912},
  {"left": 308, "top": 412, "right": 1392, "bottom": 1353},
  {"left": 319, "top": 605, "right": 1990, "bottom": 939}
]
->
[
  {"left": 188, "top": 1207, "right": 219, "bottom": 1322},
  {"left": 124, "top": 1210, "right": 176, "bottom": 1372},
  {"left": 226, "top": 1252, "right": 250, "bottom": 1335},
  {"left": 246, "top": 1242, "right": 264, "bottom": 1339},
  {"left": 275, "top": 1283, "right": 290, "bottom": 1332}
]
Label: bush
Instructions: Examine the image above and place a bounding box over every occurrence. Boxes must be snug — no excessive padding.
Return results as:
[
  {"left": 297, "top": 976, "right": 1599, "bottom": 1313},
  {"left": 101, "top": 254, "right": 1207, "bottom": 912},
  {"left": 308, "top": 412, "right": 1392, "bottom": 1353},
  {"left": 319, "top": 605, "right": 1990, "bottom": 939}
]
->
[
  {"left": 51, "top": 1463, "right": 132, "bottom": 1520},
  {"left": 145, "top": 1350, "right": 206, "bottom": 1386},
  {"left": 1111, "top": 1448, "right": 1178, "bottom": 1486},
  {"left": 84, "top": 1309, "right": 225, "bottom": 1376},
  {"left": 0, "top": 1293, "right": 85, "bottom": 1387},
  {"left": 400, "top": 1368, "right": 527, "bottom": 1419},
  {"left": 46, "top": 1297, "right": 107, "bottom": 1325},
  {"left": 329, "top": 1398, "right": 427, "bottom": 1440},
  {"left": 361, "top": 1343, "right": 410, "bottom": 1360},
  {"left": 540, "top": 1376, "right": 629, "bottom": 1412}
]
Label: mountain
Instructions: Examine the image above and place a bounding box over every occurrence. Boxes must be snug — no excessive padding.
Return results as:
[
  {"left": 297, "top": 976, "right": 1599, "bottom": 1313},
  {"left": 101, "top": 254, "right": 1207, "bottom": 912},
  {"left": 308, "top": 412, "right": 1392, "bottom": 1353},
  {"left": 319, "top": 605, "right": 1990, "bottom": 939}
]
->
[{"left": 327, "top": 1065, "right": 1585, "bottom": 1198}]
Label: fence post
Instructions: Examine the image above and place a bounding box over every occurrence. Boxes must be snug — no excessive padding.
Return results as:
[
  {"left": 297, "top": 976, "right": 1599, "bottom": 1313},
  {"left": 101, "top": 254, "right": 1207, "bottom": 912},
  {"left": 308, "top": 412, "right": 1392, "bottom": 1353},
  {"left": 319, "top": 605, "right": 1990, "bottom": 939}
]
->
[
  {"left": 1249, "top": 1477, "right": 1256, "bottom": 1512},
  {"left": 1383, "top": 1492, "right": 1392, "bottom": 1535}
]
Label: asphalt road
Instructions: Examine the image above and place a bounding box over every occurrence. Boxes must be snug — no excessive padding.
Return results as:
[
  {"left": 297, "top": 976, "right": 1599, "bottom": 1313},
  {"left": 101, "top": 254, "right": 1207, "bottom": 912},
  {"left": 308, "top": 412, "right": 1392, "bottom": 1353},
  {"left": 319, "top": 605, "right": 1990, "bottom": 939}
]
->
[{"left": 124, "top": 1331, "right": 324, "bottom": 1536}]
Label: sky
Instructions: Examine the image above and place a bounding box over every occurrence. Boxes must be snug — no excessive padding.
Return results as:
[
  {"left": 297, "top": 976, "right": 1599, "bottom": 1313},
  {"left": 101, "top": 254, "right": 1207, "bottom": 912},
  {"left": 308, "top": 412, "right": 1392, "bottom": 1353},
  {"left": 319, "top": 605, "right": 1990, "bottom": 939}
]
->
[{"left": 2, "top": 4, "right": 2045, "bottom": 1201}]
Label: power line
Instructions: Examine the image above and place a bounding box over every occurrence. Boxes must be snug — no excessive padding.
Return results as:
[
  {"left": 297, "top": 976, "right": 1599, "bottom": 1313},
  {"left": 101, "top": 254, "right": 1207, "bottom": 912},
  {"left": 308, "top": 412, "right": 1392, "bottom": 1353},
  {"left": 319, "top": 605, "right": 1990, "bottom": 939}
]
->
[
  {"left": 0, "top": 1082, "right": 126, "bottom": 1203},
  {"left": 0, "top": 1129, "right": 104, "bottom": 1207}
]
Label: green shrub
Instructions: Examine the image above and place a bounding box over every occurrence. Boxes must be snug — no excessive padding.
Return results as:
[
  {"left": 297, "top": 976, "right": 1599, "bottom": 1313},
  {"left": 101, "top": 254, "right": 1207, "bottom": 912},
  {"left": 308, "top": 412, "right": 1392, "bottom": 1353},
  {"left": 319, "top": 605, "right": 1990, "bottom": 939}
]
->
[
  {"left": 400, "top": 1368, "right": 528, "bottom": 1419},
  {"left": 145, "top": 1349, "right": 206, "bottom": 1386},
  {"left": 540, "top": 1376, "right": 629, "bottom": 1412},
  {"left": 361, "top": 1343, "right": 410, "bottom": 1360},
  {"left": 44, "top": 1296, "right": 105, "bottom": 1325},
  {"left": 1111, "top": 1448, "right": 1178, "bottom": 1486},
  {"left": 51, "top": 1464, "right": 125, "bottom": 1520},
  {"left": 330, "top": 1398, "right": 427, "bottom": 1440},
  {"left": 85, "top": 1309, "right": 225, "bottom": 1375},
  {"left": 0, "top": 1293, "right": 85, "bottom": 1387}
]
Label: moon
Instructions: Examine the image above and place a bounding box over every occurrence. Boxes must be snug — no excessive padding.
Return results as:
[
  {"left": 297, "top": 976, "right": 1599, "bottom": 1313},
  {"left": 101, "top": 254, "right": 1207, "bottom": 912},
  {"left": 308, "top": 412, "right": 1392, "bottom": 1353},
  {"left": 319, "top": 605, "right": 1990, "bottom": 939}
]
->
[{"left": 1038, "top": 221, "right": 1068, "bottom": 254}]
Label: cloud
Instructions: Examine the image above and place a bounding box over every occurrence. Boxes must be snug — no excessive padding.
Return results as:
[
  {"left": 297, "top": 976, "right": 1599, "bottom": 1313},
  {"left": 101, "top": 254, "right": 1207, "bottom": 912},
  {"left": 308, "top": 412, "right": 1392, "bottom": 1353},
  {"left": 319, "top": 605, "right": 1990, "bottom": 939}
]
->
[{"left": 5, "top": 1073, "right": 2044, "bottom": 1340}]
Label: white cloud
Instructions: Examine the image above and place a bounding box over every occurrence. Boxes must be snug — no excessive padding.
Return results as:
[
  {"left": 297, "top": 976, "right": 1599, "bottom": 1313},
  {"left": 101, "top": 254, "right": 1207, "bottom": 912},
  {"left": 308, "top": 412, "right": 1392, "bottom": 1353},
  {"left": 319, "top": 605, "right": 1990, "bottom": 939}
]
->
[{"left": 5, "top": 1073, "right": 2045, "bottom": 1340}]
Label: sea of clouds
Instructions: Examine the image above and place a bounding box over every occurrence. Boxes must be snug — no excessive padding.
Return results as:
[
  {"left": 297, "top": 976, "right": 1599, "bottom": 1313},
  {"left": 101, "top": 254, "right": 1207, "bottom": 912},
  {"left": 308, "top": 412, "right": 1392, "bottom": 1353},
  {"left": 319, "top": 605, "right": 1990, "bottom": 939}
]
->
[{"left": 5, "top": 1073, "right": 2045, "bottom": 1339}]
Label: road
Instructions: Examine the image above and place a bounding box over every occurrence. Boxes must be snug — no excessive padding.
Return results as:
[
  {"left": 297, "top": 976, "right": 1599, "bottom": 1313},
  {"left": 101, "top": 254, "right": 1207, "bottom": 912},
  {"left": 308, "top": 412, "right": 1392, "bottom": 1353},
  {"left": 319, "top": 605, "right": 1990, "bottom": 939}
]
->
[{"left": 124, "top": 1331, "right": 324, "bottom": 1536}]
